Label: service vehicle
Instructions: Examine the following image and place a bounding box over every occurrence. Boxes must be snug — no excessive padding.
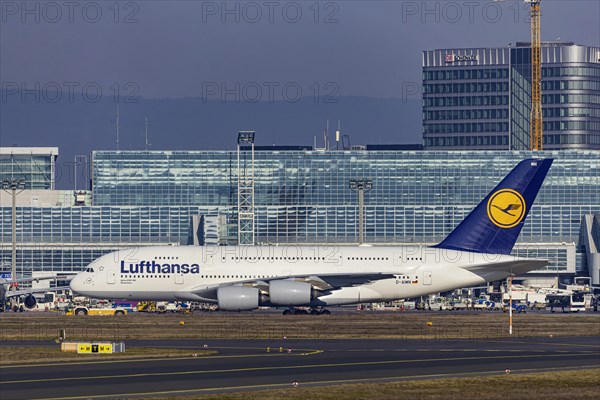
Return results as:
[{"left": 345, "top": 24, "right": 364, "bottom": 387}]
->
[
  {"left": 547, "top": 292, "right": 589, "bottom": 313},
  {"left": 66, "top": 306, "right": 127, "bottom": 316},
  {"left": 503, "top": 301, "right": 527, "bottom": 313}
]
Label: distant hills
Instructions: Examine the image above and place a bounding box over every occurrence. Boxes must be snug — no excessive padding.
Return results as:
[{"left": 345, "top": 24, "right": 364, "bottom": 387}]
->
[{"left": 1, "top": 91, "right": 421, "bottom": 189}]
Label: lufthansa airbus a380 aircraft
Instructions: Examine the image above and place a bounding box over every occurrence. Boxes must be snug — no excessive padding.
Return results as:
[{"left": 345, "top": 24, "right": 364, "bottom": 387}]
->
[{"left": 70, "top": 159, "right": 553, "bottom": 314}]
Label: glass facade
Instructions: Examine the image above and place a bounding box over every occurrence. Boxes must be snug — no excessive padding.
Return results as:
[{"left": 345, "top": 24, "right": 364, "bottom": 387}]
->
[
  {"left": 423, "top": 42, "right": 600, "bottom": 150},
  {"left": 0, "top": 147, "right": 58, "bottom": 189},
  {"left": 1, "top": 149, "right": 598, "bottom": 277}
]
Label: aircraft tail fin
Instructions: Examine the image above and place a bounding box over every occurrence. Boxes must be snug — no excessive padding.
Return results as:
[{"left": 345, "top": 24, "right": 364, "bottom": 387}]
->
[{"left": 434, "top": 159, "right": 553, "bottom": 255}]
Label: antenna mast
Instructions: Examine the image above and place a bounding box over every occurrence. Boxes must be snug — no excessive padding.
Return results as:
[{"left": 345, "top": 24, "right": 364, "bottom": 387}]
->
[
  {"left": 116, "top": 104, "right": 120, "bottom": 151},
  {"left": 145, "top": 115, "right": 150, "bottom": 150}
]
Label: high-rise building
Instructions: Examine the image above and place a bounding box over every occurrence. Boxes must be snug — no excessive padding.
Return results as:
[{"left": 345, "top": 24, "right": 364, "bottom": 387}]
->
[{"left": 422, "top": 42, "right": 600, "bottom": 150}]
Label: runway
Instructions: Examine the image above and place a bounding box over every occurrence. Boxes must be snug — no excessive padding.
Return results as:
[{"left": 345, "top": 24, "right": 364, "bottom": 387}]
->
[{"left": 1, "top": 336, "right": 599, "bottom": 399}]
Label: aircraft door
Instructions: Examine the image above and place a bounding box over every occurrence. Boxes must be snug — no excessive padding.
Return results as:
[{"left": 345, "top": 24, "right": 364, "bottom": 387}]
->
[
  {"left": 423, "top": 271, "right": 432, "bottom": 285},
  {"left": 175, "top": 273, "right": 184, "bottom": 285},
  {"left": 107, "top": 268, "right": 116, "bottom": 284}
]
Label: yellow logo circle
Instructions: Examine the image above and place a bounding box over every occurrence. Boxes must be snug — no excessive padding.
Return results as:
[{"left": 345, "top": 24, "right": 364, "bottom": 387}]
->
[{"left": 487, "top": 189, "right": 526, "bottom": 229}]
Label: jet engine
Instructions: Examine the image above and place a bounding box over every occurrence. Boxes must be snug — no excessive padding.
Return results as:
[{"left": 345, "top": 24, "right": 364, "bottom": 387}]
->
[
  {"left": 217, "top": 286, "right": 259, "bottom": 311},
  {"left": 23, "top": 294, "right": 37, "bottom": 309},
  {"left": 269, "top": 280, "right": 315, "bottom": 306}
]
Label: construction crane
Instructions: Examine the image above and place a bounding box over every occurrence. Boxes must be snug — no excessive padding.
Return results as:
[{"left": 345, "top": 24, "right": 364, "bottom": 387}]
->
[{"left": 526, "top": 0, "right": 543, "bottom": 150}]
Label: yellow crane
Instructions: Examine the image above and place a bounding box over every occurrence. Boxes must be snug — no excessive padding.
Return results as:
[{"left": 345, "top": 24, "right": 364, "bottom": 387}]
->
[{"left": 526, "top": 0, "right": 543, "bottom": 150}]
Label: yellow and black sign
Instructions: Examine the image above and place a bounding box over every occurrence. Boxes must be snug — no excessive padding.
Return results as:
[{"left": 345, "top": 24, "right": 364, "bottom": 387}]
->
[
  {"left": 487, "top": 189, "right": 526, "bottom": 229},
  {"left": 77, "top": 343, "right": 113, "bottom": 354}
]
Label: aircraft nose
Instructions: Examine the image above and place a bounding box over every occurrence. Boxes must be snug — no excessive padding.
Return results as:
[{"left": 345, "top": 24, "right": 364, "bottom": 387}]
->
[{"left": 69, "top": 272, "right": 85, "bottom": 294}]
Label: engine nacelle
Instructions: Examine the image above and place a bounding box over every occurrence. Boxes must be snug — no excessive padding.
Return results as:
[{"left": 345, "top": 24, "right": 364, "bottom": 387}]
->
[
  {"left": 217, "top": 286, "right": 259, "bottom": 311},
  {"left": 269, "top": 280, "right": 313, "bottom": 306},
  {"left": 23, "top": 294, "right": 37, "bottom": 309}
]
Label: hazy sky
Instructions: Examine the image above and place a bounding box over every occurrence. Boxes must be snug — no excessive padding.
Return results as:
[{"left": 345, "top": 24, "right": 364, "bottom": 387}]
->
[{"left": 2, "top": 0, "right": 599, "bottom": 100}]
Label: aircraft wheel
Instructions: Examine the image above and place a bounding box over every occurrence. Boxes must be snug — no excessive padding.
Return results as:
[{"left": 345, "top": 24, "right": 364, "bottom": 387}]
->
[
  {"left": 282, "top": 309, "right": 292, "bottom": 315},
  {"left": 320, "top": 309, "right": 331, "bottom": 315}
]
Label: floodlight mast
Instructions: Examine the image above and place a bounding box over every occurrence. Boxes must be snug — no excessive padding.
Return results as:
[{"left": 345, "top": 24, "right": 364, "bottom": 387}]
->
[
  {"left": 2, "top": 178, "right": 26, "bottom": 307},
  {"left": 237, "top": 131, "right": 256, "bottom": 245},
  {"left": 349, "top": 178, "right": 373, "bottom": 245}
]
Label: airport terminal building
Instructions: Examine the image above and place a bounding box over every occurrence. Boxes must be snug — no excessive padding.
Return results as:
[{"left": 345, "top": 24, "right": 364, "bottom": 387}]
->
[
  {"left": 1, "top": 147, "right": 599, "bottom": 285},
  {"left": 422, "top": 41, "right": 600, "bottom": 150}
]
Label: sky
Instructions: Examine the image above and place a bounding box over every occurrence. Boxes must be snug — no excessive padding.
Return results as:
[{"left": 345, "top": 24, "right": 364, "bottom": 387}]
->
[
  {"left": 1, "top": 0, "right": 599, "bottom": 100},
  {"left": 0, "top": 0, "right": 599, "bottom": 189}
]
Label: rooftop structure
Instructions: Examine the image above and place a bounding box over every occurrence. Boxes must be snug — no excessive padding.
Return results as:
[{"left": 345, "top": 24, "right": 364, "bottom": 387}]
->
[{"left": 0, "top": 147, "right": 59, "bottom": 190}]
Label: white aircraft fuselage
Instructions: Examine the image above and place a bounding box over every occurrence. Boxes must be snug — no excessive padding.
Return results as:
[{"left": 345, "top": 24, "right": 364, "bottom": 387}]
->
[{"left": 70, "top": 244, "right": 544, "bottom": 307}]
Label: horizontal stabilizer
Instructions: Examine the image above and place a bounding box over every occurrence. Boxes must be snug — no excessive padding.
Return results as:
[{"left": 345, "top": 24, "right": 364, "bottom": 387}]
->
[{"left": 462, "top": 259, "right": 548, "bottom": 281}]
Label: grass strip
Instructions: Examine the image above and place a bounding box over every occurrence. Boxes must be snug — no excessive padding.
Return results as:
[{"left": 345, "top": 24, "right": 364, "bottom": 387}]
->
[
  {"left": 1, "top": 312, "right": 599, "bottom": 341},
  {"left": 153, "top": 368, "right": 600, "bottom": 400}
]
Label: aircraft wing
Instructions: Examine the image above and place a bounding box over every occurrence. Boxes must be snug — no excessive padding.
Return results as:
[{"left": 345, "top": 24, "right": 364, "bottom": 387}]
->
[
  {"left": 3, "top": 275, "right": 73, "bottom": 285},
  {"left": 188, "top": 272, "right": 396, "bottom": 299},
  {"left": 301, "top": 273, "right": 397, "bottom": 290},
  {"left": 5, "top": 286, "right": 72, "bottom": 298}
]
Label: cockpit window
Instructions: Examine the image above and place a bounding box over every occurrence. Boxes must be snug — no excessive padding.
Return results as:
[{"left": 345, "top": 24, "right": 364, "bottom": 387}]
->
[{"left": 86, "top": 268, "right": 95, "bottom": 273}]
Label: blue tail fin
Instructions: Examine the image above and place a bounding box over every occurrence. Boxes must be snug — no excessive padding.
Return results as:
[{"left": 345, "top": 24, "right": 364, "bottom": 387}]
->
[{"left": 434, "top": 159, "right": 553, "bottom": 255}]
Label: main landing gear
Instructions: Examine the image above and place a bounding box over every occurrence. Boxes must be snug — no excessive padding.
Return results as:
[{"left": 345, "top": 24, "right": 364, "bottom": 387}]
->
[{"left": 282, "top": 307, "right": 331, "bottom": 315}]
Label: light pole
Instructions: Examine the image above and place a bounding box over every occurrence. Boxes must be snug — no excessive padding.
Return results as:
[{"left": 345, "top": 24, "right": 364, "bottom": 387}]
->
[
  {"left": 349, "top": 178, "right": 373, "bottom": 245},
  {"left": 2, "top": 178, "right": 26, "bottom": 308}
]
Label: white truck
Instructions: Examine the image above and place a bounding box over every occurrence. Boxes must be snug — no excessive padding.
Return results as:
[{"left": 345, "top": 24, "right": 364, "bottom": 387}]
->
[
  {"left": 526, "top": 293, "right": 547, "bottom": 310},
  {"left": 471, "top": 295, "right": 497, "bottom": 310},
  {"left": 20, "top": 291, "right": 71, "bottom": 312},
  {"left": 428, "top": 296, "right": 451, "bottom": 311}
]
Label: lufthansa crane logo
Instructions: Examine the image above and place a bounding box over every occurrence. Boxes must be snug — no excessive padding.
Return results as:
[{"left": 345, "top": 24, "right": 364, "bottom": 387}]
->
[{"left": 487, "top": 189, "right": 526, "bottom": 229}]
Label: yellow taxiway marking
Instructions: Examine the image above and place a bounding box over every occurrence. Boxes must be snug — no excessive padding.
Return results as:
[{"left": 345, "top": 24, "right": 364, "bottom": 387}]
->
[
  {"left": 0, "top": 349, "right": 323, "bottom": 369},
  {"left": 2, "top": 352, "right": 597, "bottom": 385},
  {"left": 344, "top": 348, "right": 555, "bottom": 353},
  {"left": 30, "top": 364, "right": 600, "bottom": 400}
]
